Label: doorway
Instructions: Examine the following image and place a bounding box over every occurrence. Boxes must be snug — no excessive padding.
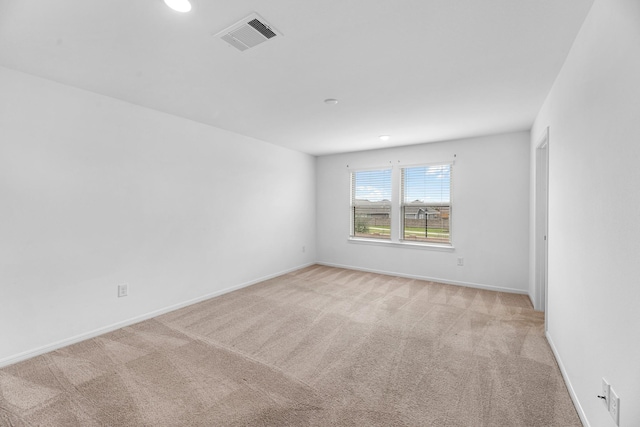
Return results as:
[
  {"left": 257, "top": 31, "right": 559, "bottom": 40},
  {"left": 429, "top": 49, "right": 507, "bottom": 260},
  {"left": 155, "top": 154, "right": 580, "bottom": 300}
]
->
[{"left": 535, "top": 128, "right": 549, "bottom": 326}]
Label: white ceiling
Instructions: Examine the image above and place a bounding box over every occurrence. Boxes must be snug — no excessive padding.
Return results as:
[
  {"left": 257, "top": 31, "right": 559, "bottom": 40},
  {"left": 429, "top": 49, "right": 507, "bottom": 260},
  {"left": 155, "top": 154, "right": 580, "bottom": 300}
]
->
[{"left": 0, "top": 0, "right": 594, "bottom": 156}]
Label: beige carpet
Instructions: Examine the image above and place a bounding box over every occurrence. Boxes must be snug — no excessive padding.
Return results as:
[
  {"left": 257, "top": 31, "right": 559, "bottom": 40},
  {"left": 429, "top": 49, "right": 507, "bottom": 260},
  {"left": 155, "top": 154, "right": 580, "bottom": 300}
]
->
[{"left": 0, "top": 265, "right": 581, "bottom": 426}]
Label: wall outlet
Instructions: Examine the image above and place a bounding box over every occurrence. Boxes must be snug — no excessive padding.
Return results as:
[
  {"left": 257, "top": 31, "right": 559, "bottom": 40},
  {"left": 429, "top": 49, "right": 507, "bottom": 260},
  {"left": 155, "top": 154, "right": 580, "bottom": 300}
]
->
[
  {"left": 117, "top": 283, "right": 128, "bottom": 298},
  {"left": 609, "top": 387, "right": 620, "bottom": 426},
  {"left": 457, "top": 257, "right": 464, "bottom": 266},
  {"left": 302, "top": 246, "right": 306, "bottom": 253},
  {"left": 601, "top": 378, "right": 610, "bottom": 410}
]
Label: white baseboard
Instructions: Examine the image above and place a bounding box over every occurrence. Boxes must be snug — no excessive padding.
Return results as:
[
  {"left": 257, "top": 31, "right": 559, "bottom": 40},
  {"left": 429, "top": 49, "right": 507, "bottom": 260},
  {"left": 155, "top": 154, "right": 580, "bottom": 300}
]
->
[
  {"left": 0, "top": 262, "right": 315, "bottom": 369},
  {"left": 316, "top": 261, "right": 528, "bottom": 295},
  {"left": 546, "top": 331, "right": 589, "bottom": 427}
]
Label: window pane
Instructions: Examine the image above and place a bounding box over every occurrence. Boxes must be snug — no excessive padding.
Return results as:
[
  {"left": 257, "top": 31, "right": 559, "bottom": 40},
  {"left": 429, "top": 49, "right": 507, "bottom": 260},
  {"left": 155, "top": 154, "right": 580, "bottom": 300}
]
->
[
  {"left": 402, "top": 165, "right": 450, "bottom": 204},
  {"left": 351, "top": 169, "right": 392, "bottom": 239},
  {"left": 401, "top": 165, "right": 451, "bottom": 244},
  {"left": 353, "top": 205, "right": 391, "bottom": 238},
  {"left": 353, "top": 169, "right": 392, "bottom": 203}
]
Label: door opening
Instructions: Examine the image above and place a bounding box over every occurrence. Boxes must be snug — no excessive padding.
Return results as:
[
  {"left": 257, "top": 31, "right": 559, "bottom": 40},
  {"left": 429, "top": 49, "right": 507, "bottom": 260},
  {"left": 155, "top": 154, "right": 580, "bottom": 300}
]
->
[{"left": 535, "top": 128, "right": 549, "bottom": 327}]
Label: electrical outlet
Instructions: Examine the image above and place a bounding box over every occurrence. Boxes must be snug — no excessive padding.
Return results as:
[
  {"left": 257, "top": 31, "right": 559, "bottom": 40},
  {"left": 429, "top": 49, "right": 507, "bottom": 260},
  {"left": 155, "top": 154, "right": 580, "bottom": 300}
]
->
[
  {"left": 457, "top": 257, "right": 464, "bottom": 266},
  {"left": 302, "top": 246, "right": 306, "bottom": 253},
  {"left": 601, "top": 378, "right": 610, "bottom": 410},
  {"left": 609, "top": 387, "right": 620, "bottom": 426},
  {"left": 117, "top": 283, "right": 128, "bottom": 298}
]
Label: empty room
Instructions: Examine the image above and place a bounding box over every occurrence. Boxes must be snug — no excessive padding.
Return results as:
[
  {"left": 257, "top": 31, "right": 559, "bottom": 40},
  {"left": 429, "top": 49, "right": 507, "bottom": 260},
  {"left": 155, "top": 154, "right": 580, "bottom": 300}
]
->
[{"left": 1, "top": 0, "right": 638, "bottom": 426}]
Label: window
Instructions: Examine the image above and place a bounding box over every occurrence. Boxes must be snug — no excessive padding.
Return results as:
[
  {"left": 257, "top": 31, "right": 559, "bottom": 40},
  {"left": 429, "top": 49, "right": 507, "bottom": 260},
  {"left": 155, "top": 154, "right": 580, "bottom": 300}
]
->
[
  {"left": 350, "top": 168, "right": 392, "bottom": 239},
  {"left": 401, "top": 164, "right": 451, "bottom": 244},
  {"left": 349, "top": 163, "right": 452, "bottom": 246}
]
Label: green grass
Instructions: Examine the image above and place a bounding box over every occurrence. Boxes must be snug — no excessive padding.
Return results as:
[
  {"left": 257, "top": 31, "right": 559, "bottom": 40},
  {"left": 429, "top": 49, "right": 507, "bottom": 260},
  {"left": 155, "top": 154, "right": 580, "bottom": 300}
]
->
[
  {"left": 365, "top": 227, "right": 391, "bottom": 235},
  {"left": 362, "top": 225, "right": 449, "bottom": 239},
  {"left": 404, "top": 226, "right": 447, "bottom": 233}
]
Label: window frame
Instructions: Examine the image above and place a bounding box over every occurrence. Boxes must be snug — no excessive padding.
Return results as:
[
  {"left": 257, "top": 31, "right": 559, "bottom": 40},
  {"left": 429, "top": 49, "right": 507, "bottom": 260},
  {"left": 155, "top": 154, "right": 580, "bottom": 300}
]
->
[
  {"left": 349, "top": 167, "right": 393, "bottom": 240},
  {"left": 348, "top": 162, "right": 454, "bottom": 250},
  {"left": 399, "top": 163, "right": 453, "bottom": 246}
]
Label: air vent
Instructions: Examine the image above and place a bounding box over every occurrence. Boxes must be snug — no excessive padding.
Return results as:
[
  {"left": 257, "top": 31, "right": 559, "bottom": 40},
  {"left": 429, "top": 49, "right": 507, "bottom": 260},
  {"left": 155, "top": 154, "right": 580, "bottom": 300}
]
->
[{"left": 214, "top": 13, "right": 282, "bottom": 52}]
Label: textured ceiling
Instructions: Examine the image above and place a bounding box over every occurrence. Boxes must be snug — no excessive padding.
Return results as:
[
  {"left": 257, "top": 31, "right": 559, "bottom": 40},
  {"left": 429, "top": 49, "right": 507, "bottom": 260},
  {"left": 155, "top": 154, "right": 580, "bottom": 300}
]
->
[{"left": 0, "top": 0, "right": 594, "bottom": 155}]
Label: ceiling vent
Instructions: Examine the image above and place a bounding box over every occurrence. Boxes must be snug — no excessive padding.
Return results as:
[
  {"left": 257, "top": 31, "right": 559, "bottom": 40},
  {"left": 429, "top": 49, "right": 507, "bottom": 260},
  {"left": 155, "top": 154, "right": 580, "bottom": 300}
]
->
[{"left": 214, "top": 13, "right": 282, "bottom": 52}]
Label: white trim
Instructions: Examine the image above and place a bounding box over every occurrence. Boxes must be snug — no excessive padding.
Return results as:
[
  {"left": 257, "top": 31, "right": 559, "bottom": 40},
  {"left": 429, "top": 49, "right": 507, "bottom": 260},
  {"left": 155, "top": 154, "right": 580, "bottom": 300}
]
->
[
  {"left": 546, "top": 331, "right": 589, "bottom": 427},
  {"left": 0, "top": 262, "right": 315, "bottom": 369},
  {"left": 317, "top": 261, "right": 528, "bottom": 295},
  {"left": 348, "top": 237, "right": 455, "bottom": 251}
]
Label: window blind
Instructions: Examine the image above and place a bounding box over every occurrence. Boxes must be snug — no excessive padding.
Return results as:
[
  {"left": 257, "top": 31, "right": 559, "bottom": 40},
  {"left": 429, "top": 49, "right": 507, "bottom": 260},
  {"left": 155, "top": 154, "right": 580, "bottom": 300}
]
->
[{"left": 400, "top": 164, "right": 451, "bottom": 244}]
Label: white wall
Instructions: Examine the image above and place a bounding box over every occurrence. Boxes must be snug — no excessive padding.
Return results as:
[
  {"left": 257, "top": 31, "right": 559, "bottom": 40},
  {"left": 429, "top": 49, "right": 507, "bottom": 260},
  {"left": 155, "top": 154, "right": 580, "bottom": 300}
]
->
[
  {"left": 530, "top": 0, "right": 640, "bottom": 425},
  {"left": 0, "top": 66, "right": 316, "bottom": 365},
  {"left": 317, "top": 132, "right": 530, "bottom": 293}
]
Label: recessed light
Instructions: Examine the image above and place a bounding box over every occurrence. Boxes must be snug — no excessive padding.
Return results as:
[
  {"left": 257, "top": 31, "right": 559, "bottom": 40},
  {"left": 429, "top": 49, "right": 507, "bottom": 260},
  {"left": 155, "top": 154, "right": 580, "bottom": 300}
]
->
[
  {"left": 379, "top": 135, "right": 390, "bottom": 141},
  {"left": 324, "top": 98, "right": 338, "bottom": 105},
  {"left": 164, "top": 0, "right": 192, "bottom": 13}
]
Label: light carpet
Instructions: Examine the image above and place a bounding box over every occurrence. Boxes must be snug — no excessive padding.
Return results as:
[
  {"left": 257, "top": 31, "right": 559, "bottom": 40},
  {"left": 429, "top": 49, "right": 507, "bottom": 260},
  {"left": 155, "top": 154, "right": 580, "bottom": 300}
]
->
[{"left": 0, "top": 265, "right": 581, "bottom": 426}]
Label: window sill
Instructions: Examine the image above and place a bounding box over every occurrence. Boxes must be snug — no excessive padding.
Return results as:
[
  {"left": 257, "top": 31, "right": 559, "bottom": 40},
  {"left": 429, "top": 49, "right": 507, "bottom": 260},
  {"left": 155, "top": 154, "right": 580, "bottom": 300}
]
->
[{"left": 348, "top": 237, "right": 455, "bottom": 251}]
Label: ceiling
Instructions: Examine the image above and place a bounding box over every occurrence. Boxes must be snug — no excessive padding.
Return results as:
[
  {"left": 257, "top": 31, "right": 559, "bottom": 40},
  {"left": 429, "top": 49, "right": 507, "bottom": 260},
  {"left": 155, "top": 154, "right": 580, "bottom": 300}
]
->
[{"left": 0, "top": 0, "right": 594, "bottom": 156}]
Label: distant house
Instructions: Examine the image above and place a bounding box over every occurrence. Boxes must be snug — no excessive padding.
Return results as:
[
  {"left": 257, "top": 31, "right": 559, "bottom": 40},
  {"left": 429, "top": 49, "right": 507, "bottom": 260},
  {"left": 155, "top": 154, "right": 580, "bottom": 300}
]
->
[
  {"left": 404, "top": 201, "right": 449, "bottom": 220},
  {"left": 354, "top": 200, "right": 449, "bottom": 221},
  {"left": 353, "top": 200, "right": 391, "bottom": 218},
  {"left": 404, "top": 206, "right": 440, "bottom": 220}
]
